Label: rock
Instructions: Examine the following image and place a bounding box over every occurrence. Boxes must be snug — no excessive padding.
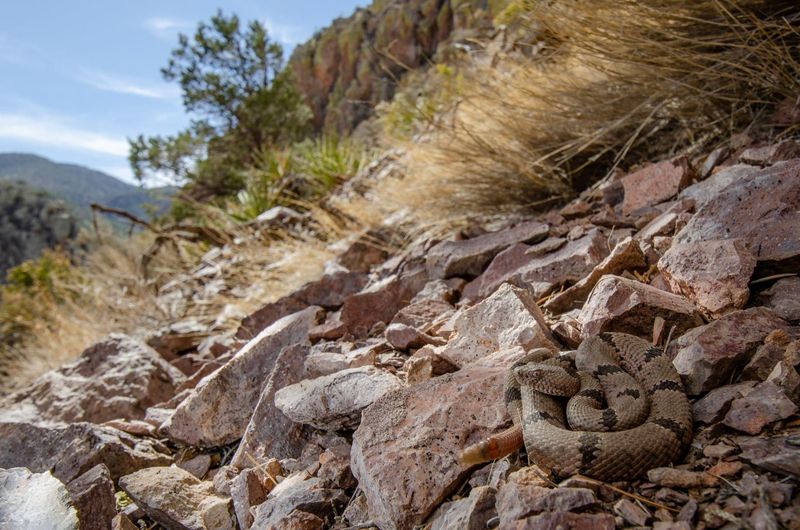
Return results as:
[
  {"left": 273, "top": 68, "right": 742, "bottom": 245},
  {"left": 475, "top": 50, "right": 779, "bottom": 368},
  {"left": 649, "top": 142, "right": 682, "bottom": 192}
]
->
[
  {"left": 426, "top": 220, "right": 549, "bottom": 279},
  {"left": 176, "top": 454, "right": 212, "bottom": 479},
  {"left": 647, "top": 468, "right": 717, "bottom": 489},
  {"left": 578, "top": 275, "right": 703, "bottom": 338},
  {"left": 614, "top": 498, "right": 651, "bottom": 526},
  {"left": 274, "top": 510, "right": 324, "bottom": 529},
  {"left": 510, "top": 512, "right": 616, "bottom": 530},
  {"left": 0, "top": 467, "right": 79, "bottom": 530},
  {"left": 652, "top": 523, "right": 691, "bottom": 530},
  {"left": 736, "top": 433, "right": 800, "bottom": 477},
  {"left": 669, "top": 307, "right": 790, "bottom": 395},
  {"left": 111, "top": 514, "right": 138, "bottom": 530},
  {"left": 673, "top": 159, "right": 800, "bottom": 263},
  {"left": 722, "top": 381, "right": 798, "bottom": 434},
  {"left": 740, "top": 140, "right": 800, "bottom": 165},
  {"left": 237, "top": 271, "right": 366, "bottom": 339},
  {"left": 679, "top": 164, "right": 754, "bottom": 208},
  {"left": 275, "top": 366, "right": 404, "bottom": 431},
  {"left": 392, "top": 299, "right": 454, "bottom": 330},
  {"left": 759, "top": 277, "right": 800, "bottom": 322},
  {"left": 767, "top": 358, "right": 800, "bottom": 403},
  {"left": 703, "top": 444, "right": 736, "bottom": 459},
  {"left": 66, "top": 465, "right": 116, "bottom": 530},
  {"left": 340, "top": 269, "right": 427, "bottom": 338},
  {"left": 147, "top": 319, "right": 209, "bottom": 359},
  {"left": 428, "top": 486, "right": 497, "bottom": 530},
  {"left": 250, "top": 477, "right": 347, "bottom": 529},
  {"left": 0, "top": 421, "right": 170, "bottom": 483},
  {"left": 692, "top": 381, "right": 758, "bottom": 425},
  {"left": 658, "top": 239, "right": 756, "bottom": 316},
  {"left": 742, "top": 330, "right": 793, "bottom": 381},
  {"left": 350, "top": 348, "right": 526, "bottom": 530},
  {"left": 544, "top": 237, "right": 646, "bottom": 314},
  {"left": 495, "top": 484, "right": 597, "bottom": 526},
  {"left": 335, "top": 229, "right": 393, "bottom": 273},
  {"left": 119, "top": 466, "right": 235, "bottom": 530},
  {"left": 559, "top": 200, "right": 593, "bottom": 219},
  {"left": 165, "top": 307, "right": 321, "bottom": 447},
  {"left": 318, "top": 441, "right": 355, "bottom": 489},
  {"left": 436, "top": 283, "right": 558, "bottom": 368},
  {"left": 231, "top": 344, "right": 313, "bottom": 468},
  {"left": 621, "top": 157, "right": 693, "bottom": 215},
  {"left": 230, "top": 468, "right": 268, "bottom": 529},
  {"left": 464, "top": 229, "right": 608, "bottom": 301},
  {"left": 0, "top": 335, "right": 185, "bottom": 424},
  {"left": 304, "top": 341, "right": 387, "bottom": 378},
  {"left": 385, "top": 323, "right": 444, "bottom": 350}
]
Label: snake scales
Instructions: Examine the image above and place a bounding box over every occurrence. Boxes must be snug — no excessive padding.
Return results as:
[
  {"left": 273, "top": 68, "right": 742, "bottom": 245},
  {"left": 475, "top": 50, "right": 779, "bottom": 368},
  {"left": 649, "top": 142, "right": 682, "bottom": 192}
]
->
[{"left": 460, "top": 333, "right": 693, "bottom": 481}]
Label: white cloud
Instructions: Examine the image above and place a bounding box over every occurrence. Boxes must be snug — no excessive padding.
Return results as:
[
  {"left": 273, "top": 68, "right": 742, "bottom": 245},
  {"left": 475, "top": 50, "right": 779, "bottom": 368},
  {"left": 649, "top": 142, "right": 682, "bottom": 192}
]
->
[
  {"left": 144, "top": 17, "right": 191, "bottom": 39},
  {"left": 262, "top": 18, "right": 306, "bottom": 46},
  {"left": 97, "top": 164, "right": 137, "bottom": 185},
  {"left": 76, "top": 68, "right": 180, "bottom": 100},
  {"left": 0, "top": 112, "right": 129, "bottom": 157}
]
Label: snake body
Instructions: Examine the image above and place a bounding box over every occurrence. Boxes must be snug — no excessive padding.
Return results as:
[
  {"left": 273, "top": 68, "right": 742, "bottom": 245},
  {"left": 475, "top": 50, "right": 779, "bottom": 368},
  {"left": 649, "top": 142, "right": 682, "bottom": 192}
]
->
[{"left": 461, "top": 333, "right": 693, "bottom": 481}]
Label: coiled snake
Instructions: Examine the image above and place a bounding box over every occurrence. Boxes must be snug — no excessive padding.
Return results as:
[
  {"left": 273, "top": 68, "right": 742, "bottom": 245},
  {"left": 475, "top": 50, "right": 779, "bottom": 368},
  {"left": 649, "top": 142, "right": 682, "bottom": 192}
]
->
[{"left": 460, "top": 333, "right": 693, "bottom": 481}]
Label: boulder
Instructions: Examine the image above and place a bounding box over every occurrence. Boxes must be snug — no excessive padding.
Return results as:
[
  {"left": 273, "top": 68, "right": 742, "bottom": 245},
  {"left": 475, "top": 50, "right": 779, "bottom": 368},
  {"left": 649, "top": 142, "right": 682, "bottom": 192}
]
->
[
  {"left": 275, "top": 366, "right": 404, "bottom": 431},
  {"left": 544, "top": 237, "right": 646, "bottom": 314},
  {"left": 578, "top": 275, "right": 703, "bottom": 339},
  {"left": 658, "top": 239, "right": 756, "bottom": 316},
  {"left": 66, "top": 465, "right": 117, "bottom": 530},
  {"left": 164, "top": 306, "right": 321, "bottom": 447},
  {"left": 0, "top": 467, "right": 78, "bottom": 530},
  {"left": 119, "top": 466, "right": 236, "bottom": 530},
  {"left": 350, "top": 348, "right": 526, "bottom": 530},
  {"left": 621, "top": 157, "right": 693, "bottom": 215},
  {"left": 0, "top": 421, "right": 170, "bottom": 483},
  {"left": 231, "top": 344, "right": 313, "bottom": 468},
  {"left": 237, "top": 271, "right": 366, "bottom": 339},
  {"left": 426, "top": 220, "right": 549, "bottom": 279},
  {"left": 437, "top": 283, "right": 558, "bottom": 368},
  {"left": 464, "top": 230, "right": 607, "bottom": 301},
  {"left": 722, "top": 381, "right": 797, "bottom": 434},
  {"left": 250, "top": 477, "right": 347, "bottom": 528},
  {"left": 669, "top": 307, "right": 790, "bottom": 395},
  {"left": 0, "top": 335, "right": 185, "bottom": 424}
]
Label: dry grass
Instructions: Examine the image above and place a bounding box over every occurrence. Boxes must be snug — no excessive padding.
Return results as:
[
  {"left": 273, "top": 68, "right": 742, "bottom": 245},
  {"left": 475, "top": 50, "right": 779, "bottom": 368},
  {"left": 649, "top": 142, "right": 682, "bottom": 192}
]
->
[{"left": 391, "top": 0, "right": 800, "bottom": 222}]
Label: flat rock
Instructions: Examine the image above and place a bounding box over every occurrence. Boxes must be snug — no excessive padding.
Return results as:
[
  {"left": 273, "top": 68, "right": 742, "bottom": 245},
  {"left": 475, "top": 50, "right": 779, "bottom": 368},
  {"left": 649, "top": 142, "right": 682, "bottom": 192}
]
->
[
  {"left": 722, "top": 381, "right": 798, "bottom": 434},
  {"left": 303, "top": 341, "right": 386, "bottom": 379},
  {"left": 692, "top": 381, "right": 758, "bottom": 425},
  {"left": 659, "top": 239, "right": 756, "bottom": 316},
  {"left": 350, "top": 348, "right": 526, "bottom": 530},
  {"left": 164, "top": 306, "right": 321, "bottom": 447},
  {"left": 428, "top": 486, "right": 496, "bottom": 530},
  {"left": 231, "top": 344, "right": 312, "bottom": 468},
  {"left": 621, "top": 157, "right": 693, "bottom": 215},
  {"left": 544, "top": 237, "right": 646, "bottom": 314},
  {"left": 250, "top": 477, "right": 347, "bottom": 529},
  {"left": 510, "top": 512, "right": 616, "bottom": 530},
  {"left": 669, "top": 307, "right": 790, "bottom": 395},
  {"left": 740, "top": 140, "right": 800, "bottom": 165},
  {"left": 614, "top": 498, "right": 651, "bottom": 526},
  {"left": 275, "top": 366, "right": 404, "bottom": 431},
  {"left": 578, "top": 275, "right": 703, "bottom": 339},
  {"left": 426, "top": 220, "right": 549, "bottom": 279},
  {"left": 759, "top": 277, "right": 800, "bottom": 322},
  {"left": 496, "top": 483, "right": 597, "bottom": 526},
  {"left": 385, "top": 323, "right": 444, "bottom": 350},
  {"left": 119, "top": 466, "right": 235, "bottom": 530},
  {"left": 391, "top": 299, "right": 454, "bottom": 330},
  {"left": 0, "top": 335, "right": 185, "bottom": 424},
  {"left": 647, "top": 468, "right": 717, "bottom": 489},
  {"left": 340, "top": 269, "right": 427, "bottom": 338},
  {"left": 66, "top": 464, "right": 116, "bottom": 530},
  {"left": 236, "top": 271, "right": 366, "bottom": 339},
  {"left": 0, "top": 468, "right": 78, "bottom": 530},
  {"left": 673, "top": 159, "right": 800, "bottom": 263},
  {"left": 464, "top": 230, "right": 607, "bottom": 301},
  {"left": 635, "top": 200, "right": 694, "bottom": 241},
  {"left": 437, "top": 283, "right": 558, "bottom": 368},
  {"left": 679, "top": 164, "right": 756, "bottom": 208},
  {"left": 736, "top": 433, "right": 800, "bottom": 477}
]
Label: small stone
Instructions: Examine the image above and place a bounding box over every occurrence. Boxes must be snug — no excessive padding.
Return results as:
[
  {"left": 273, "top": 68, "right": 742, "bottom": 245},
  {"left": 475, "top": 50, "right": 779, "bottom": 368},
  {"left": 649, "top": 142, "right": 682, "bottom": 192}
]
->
[
  {"left": 496, "top": 484, "right": 597, "bottom": 526},
  {"left": 722, "top": 381, "right": 797, "bottom": 434},
  {"left": 66, "top": 464, "right": 116, "bottom": 530},
  {"left": 740, "top": 140, "right": 800, "bottom": 165},
  {"left": 677, "top": 499, "right": 698, "bottom": 523},
  {"left": 111, "top": 514, "right": 138, "bottom": 530},
  {"left": 275, "top": 366, "right": 404, "bottom": 431},
  {"left": 759, "top": 277, "right": 800, "bottom": 322},
  {"left": 250, "top": 477, "right": 347, "bottom": 528},
  {"left": 559, "top": 200, "right": 592, "bottom": 219},
  {"left": 703, "top": 444, "right": 736, "bottom": 459},
  {"left": 614, "top": 498, "right": 650, "bottom": 526},
  {"left": 653, "top": 522, "right": 692, "bottom": 530},
  {"left": 176, "top": 454, "right": 211, "bottom": 480},
  {"left": 511, "top": 512, "right": 616, "bottom": 530},
  {"left": 706, "top": 460, "right": 742, "bottom": 478},
  {"left": 318, "top": 442, "right": 355, "bottom": 490},
  {"left": 119, "top": 466, "right": 236, "bottom": 530},
  {"left": 647, "top": 468, "right": 717, "bottom": 489},
  {"left": 693, "top": 381, "right": 758, "bottom": 424},
  {"left": 621, "top": 157, "right": 693, "bottom": 215},
  {"left": 385, "top": 323, "right": 444, "bottom": 350},
  {"left": 578, "top": 274, "right": 703, "bottom": 338},
  {"left": 230, "top": 468, "right": 268, "bottom": 529},
  {"left": 428, "top": 486, "right": 497, "bottom": 530},
  {"left": 742, "top": 330, "right": 793, "bottom": 381}
]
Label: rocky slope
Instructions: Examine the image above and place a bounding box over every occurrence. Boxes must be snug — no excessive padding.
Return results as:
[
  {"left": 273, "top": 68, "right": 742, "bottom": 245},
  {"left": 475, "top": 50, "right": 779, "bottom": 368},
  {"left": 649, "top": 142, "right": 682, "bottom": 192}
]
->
[
  {"left": 0, "top": 136, "right": 798, "bottom": 529},
  {"left": 288, "top": 0, "right": 499, "bottom": 133}
]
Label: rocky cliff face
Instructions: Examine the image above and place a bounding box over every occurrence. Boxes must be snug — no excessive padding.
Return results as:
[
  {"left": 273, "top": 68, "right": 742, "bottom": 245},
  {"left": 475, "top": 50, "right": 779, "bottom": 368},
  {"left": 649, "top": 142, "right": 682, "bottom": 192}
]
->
[
  {"left": 0, "top": 181, "right": 78, "bottom": 279},
  {"left": 288, "top": 0, "right": 500, "bottom": 133}
]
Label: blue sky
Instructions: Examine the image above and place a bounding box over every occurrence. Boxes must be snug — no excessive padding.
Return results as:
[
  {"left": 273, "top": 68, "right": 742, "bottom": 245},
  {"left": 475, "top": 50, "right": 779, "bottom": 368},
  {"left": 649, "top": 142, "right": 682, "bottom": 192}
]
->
[{"left": 0, "top": 1, "right": 368, "bottom": 185}]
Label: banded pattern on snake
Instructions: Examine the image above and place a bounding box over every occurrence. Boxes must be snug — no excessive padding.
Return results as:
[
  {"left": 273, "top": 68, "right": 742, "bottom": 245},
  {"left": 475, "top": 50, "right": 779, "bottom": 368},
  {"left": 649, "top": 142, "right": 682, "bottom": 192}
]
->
[{"left": 460, "top": 333, "right": 693, "bottom": 481}]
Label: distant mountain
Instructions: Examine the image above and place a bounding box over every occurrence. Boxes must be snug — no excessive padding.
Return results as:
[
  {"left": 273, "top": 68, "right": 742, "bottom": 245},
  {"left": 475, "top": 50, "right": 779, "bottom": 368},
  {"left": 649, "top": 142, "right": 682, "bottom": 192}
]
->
[{"left": 0, "top": 153, "right": 175, "bottom": 221}]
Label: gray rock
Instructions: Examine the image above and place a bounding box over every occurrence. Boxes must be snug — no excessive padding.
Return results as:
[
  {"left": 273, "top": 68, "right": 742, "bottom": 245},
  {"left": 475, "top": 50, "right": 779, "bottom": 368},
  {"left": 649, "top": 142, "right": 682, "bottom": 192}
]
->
[
  {"left": 250, "top": 477, "right": 347, "bottom": 529},
  {"left": 759, "top": 277, "right": 800, "bottom": 322},
  {"left": 0, "top": 467, "right": 78, "bottom": 530},
  {"left": 737, "top": 433, "right": 800, "bottom": 477},
  {"left": 722, "top": 381, "right": 798, "bottom": 434},
  {"left": 496, "top": 483, "right": 597, "bottom": 526},
  {"left": 428, "top": 486, "right": 497, "bottom": 530}
]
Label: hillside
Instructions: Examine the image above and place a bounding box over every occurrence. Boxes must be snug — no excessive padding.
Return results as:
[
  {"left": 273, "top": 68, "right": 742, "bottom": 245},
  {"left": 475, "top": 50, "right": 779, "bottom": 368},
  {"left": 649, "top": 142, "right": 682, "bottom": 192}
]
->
[{"left": 0, "top": 153, "right": 175, "bottom": 220}]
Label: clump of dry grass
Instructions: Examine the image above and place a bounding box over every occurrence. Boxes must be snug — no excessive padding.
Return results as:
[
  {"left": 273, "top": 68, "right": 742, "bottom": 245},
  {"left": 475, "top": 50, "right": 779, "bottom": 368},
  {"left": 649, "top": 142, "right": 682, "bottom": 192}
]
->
[{"left": 394, "top": 0, "right": 800, "bottom": 221}]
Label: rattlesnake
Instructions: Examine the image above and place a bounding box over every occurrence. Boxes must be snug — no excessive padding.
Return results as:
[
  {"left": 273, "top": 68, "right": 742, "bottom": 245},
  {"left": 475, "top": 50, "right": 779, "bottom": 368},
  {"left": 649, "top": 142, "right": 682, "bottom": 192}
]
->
[{"left": 460, "top": 333, "right": 693, "bottom": 481}]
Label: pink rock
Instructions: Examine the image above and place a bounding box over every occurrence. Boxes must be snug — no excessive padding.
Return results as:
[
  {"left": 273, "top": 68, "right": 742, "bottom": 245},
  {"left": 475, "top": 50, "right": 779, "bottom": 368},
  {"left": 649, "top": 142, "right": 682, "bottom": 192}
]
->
[
  {"left": 679, "top": 164, "right": 755, "bottom": 208},
  {"left": 385, "top": 323, "right": 444, "bottom": 350},
  {"left": 742, "top": 330, "right": 793, "bottom": 381},
  {"left": 737, "top": 433, "right": 800, "bottom": 477},
  {"left": 621, "top": 157, "right": 693, "bottom": 215},
  {"left": 759, "top": 277, "right": 800, "bottom": 322},
  {"left": 578, "top": 275, "right": 703, "bottom": 339},
  {"left": 658, "top": 239, "right": 756, "bottom": 316},
  {"left": 230, "top": 468, "right": 268, "bottom": 529},
  {"left": 250, "top": 477, "right": 347, "bottom": 528},
  {"left": 669, "top": 307, "right": 790, "bottom": 395},
  {"left": 692, "top": 381, "right": 757, "bottom": 425},
  {"left": 511, "top": 512, "right": 616, "bottom": 530},
  {"left": 335, "top": 229, "right": 393, "bottom": 273},
  {"left": 739, "top": 140, "right": 800, "bottom": 166},
  {"left": 437, "top": 283, "right": 558, "bottom": 368},
  {"left": 426, "top": 220, "right": 549, "bottom": 279},
  {"left": 66, "top": 465, "right": 117, "bottom": 530},
  {"left": 428, "top": 486, "right": 497, "bottom": 530},
  {"left": 722, "top": 381, "right": 798, "bottom": 434},
  {"left": 351, "top": 348, "right": 526, "bottom": 530},
  {"left": 496, "top": 483, "right": 597, "bottom": 526}
]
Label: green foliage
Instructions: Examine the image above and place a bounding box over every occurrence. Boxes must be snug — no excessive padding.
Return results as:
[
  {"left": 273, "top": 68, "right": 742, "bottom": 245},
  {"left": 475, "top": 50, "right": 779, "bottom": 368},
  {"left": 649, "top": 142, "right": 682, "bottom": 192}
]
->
[{"left": 129, "top": 10, "right": 312, "bottom": 200}]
